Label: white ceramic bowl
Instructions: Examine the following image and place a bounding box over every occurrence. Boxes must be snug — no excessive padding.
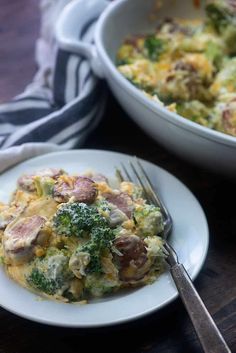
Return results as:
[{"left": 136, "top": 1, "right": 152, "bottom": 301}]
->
[{"left": 56, "top": 0, "right": 236, "bottom": 176}]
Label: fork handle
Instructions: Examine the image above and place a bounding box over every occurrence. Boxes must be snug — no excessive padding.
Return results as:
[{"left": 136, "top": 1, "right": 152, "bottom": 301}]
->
[{"left": 170, "top": 264, "right": 231, "bottom": 353}]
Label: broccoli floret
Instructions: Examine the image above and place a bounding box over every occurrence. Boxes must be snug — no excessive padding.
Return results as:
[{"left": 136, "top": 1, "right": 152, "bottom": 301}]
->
[
  {"left": 206, "top": 1, "right": 236, "bottom": 54},
  {"left": 53, "top": 202, "right": 108, "bottom": 237},
  {"left": 176, "top": 100, "right": 212, "bottom": 127},
  {"left": 116, "top": 43, "right": 142, "bottom": 66},
  {"left": 77, "top": 226, "right": 115, "bottom": 274},
  {"left": 206, "top": 2, "right": 229, "bottom": 32},
  {"left": 28, "top": 268, "right": 61, "bottom": 295},
  {"left": 211, "top": 57, "right": 236, "bottom": 95},
  {"left": 27, "top": 248, "right": 72, "bottom": 295},
  {"left": 34, "top": 176, "right": 55, "bottom": 197},
  {"left": 84, "top": 273, "right": 118, "bottom": 297},
  {"left": 223, "top": 26, "right": 236, "bottom": 55},
  {"left": 95, "top": 199, "right": 112, "bottom": 217},
  {"left": 91, "top": 226, "right": 114, "bottom": 248},
  {"left": 54, "top": 202, "right": 115, "bottom": 274},
  {"left": 144, "top": 36, "right": 165, "bottom": 61},
  {"left": 206, "top": 1, "right": 236, "bottom": 30},
  {"left": 205, "top": 41, "right": 223, "bottom": 68},
  {"left": 79, "top": 241, "right": 101, "bottom": 274},
  {"left": 116, "top": 58, "right": 131, "bottom": 66},
  {"left": 134, "top": 204, "right": 164, "bottom": 237}
]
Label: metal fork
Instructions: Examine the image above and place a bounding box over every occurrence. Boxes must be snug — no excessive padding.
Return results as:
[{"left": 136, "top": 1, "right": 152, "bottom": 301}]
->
[{"left": 117, "top": 157, "right": 231, "bottom": 353}]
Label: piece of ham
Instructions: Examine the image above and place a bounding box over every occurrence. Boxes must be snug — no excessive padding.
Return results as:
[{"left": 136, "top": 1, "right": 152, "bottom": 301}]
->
[
  {"left": 104, "top": 192, "right": 133, "bottom": 218},
  {"left": 54, "top": 176, "right": 97, "bottom": 204},
  {"left": 114, "top": 234, "right": 150, "bottom": 282},
  {"left": 3, "top": 215, "right": 46, "bottom": 264}
]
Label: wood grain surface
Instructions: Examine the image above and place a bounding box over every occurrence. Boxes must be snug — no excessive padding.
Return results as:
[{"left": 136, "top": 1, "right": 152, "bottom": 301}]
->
[{"left": 0, "top": 1, "right": 236, "bottom": 353}]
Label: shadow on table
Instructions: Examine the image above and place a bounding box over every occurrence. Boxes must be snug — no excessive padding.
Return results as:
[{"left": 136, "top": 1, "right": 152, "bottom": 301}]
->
[{"left": 1, "top": 298, "right": 205, "bottom": 353}]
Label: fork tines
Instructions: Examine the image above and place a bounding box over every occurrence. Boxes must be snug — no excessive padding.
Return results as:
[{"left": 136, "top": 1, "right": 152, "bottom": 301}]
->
[
  {"left": 119, "top": 157, "right": 168, "bottom": 220},
  {"left": 117, "top": 157, "right": 174, "bottom": 259}
]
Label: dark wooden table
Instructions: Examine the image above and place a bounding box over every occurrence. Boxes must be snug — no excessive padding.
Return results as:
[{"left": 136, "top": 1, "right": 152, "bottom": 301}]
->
[{"left": 0, "top": 1, "right": 236, "bottom": 352}]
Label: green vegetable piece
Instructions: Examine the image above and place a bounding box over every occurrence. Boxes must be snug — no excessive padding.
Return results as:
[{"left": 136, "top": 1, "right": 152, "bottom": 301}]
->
[
  {"left": 84, "top": 273, "right": 118, "bottom": 297},
  {"left": 90, "top": 226, "right": 114, "bottom": 248},
  {"left": 144, "top": 36, "right": 165, "bottom": 61},
  {"left": 205, "top": 41, "right": 223, "bottom": 68},
  {"left": 212, "top": 57, "right": 236, "bottom": 94},
  {"left": 53, "top": 202, "right": 108, "bottom": 237},
  {"left": 223, "top": 26, "right": 236, "bottom": 55},
  {"left": 28, "top": 268, "right": 60, "bottom": 295},
  {"left": 134, "top": 204, "right": 164, "bottom": 237},
  {"left": 116, "top": 58, "right": 130, "bottom": 66},
  {"left": 77, "top": 226, "right": 115, "bottom": 274},
  {"left": 27, "top": 248, "right": 72, "bottom": 295},
  {"left": 79, "top": 240, "right": 101, "bottom": 274},
  {"left": 206, "top": 3, "right": 229, "bottom": 32},
  {"left": 34, "top": 176, "right": 55, "bottom": 197},
  {"left": 206, "top": 1, "right": 236, "bottom": 31},
  {"left": 95, "top": 199, "right": 111, "bottom": 215},
  {"left": 206, "top": 1, "right": 236, "bottom": 54},
  {"left": 176, "top": 100, "right": 212, "bottom": 127}
]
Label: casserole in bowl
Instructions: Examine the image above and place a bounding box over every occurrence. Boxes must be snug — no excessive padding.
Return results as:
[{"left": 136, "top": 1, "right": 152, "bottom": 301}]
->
[{"left": 56, "top": 0, "right": 236, "bottom": 176}]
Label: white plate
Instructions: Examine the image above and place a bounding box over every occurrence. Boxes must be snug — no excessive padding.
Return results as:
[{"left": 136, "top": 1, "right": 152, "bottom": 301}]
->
[{"left": 0, "top": 150, "right": 209, "bottom": 327}]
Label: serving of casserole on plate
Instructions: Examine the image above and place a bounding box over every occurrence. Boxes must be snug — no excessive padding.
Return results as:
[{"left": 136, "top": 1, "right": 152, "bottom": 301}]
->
[
  {"left": 0, "top": 165, "right": 166, "bottom": 302},
  {"left": 0, "top": 150, "right": 208, "bottom": 327}
]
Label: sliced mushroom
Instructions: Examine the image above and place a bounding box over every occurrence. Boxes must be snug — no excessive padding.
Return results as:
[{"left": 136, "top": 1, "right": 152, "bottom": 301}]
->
[
  {"left": 108, "top": 204, "right": 128, "bottom": 228},
  {"left": 89, "top": 173, "right": 108, "bottom": 183}
]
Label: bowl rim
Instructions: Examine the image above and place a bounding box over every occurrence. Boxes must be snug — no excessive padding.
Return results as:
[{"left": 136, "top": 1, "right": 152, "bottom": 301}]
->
[{"left": 94, "top": 0, "right": 236, "bottom": 148}]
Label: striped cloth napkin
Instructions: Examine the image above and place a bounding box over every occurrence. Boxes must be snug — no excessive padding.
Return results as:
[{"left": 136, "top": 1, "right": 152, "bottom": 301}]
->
[{"left": 0, "top": 0, "right": 107, "bottom": 173}]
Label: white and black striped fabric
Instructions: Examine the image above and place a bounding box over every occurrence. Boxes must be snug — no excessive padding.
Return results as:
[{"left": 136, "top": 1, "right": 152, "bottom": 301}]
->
[{"left": 0, "top": 15, "right": 106, "bottom": 150}]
